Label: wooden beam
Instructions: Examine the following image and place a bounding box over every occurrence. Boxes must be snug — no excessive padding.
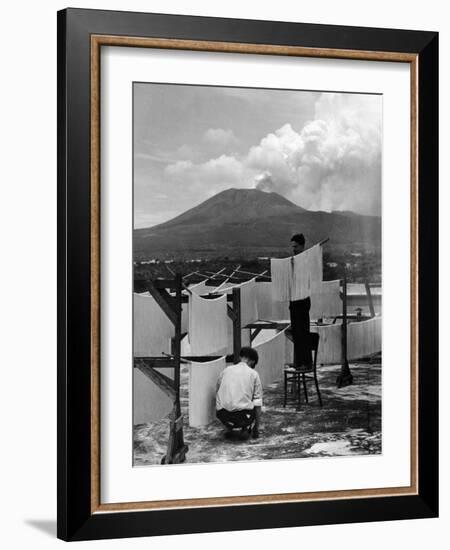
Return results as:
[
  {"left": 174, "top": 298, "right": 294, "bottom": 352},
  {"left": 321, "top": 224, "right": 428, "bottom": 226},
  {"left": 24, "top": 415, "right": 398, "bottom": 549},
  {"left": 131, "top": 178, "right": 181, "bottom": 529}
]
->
[
  {"left": 181, "top": 355, "right": 222, "bottom": 362},
  {"left": 245, "top": 321, "right": 290, "bottom": 330},
  {"left": 332, "top": 314, "right": 371, "bottom": 324},
  {"left": 182, "top": 270, "right": 199, "bottom": 280},
  {"left": 365, "top": 280, "right": 376, "bottom": 318},
  {"left": 232, "top": 287, "right": 241, "bottom": 363},
  {"left": 203, "top": 269, "right": 234, "bottom": 279},
  {"left": 250, "top": 327, "right": 262, "bottom": 342},
  {"left": 162, "top": 405, "right": 188, "bottom": 465},
  {"left": 227, "top": 304, "right": 235, "bottom": 320},
  {"left": 235, "top": 268, "right": 269, "bottom": 279},
  {"left": 213, "top": 264, "right": 242, "bottom": 292},
  {"left": 246, "top": 322, "right": 278, "bottom": 329},
  {"left": 201, "top": 267, "right": 227, "bottom": 282},
  {"left": 336, "top": 270, "right": 353, "bottom": 388},
  {"left": 152, "top": 278, "right": 179, "bottom": 290},
  {"left": 146, "top": 280, "right": 178, "bottom": 325},
  {"left": 134, "top": 357, "right": 176, "bottom": 369},
  {"left": 204, "top": 276, "right": 246, "bottom": 286},
  {"left": 173, "top": 274, "right": 182, "bottom": 417},
  {"left": 135, "top": 362, "right": 176, "bottom": 399}
]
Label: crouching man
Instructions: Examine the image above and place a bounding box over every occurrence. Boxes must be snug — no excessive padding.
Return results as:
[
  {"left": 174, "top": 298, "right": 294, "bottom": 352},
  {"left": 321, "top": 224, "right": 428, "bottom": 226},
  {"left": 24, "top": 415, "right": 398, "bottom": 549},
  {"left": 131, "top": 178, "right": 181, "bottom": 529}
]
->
[{"left": 216, "top": 347, "right": 262, "bottom": 440}]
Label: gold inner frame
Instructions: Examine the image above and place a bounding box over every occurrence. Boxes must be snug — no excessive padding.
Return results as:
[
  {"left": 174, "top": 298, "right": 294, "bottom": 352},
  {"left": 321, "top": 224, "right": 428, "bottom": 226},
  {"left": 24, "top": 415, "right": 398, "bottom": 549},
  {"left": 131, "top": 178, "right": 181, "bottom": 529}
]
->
[{"left": 90, "top": 35, "right": 419, "bottom": 514}]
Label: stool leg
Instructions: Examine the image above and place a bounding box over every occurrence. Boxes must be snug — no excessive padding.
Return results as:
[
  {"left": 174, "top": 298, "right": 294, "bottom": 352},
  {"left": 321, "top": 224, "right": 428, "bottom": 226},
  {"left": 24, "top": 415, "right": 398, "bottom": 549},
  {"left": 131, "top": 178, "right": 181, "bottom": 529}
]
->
[
  {"left": 314, "top": 373, "right": 323, "bottom": 407},
  {"left": 296, "top": 374, "right": 301, "bottom": 410},
  {"left": 283, "top": 373, "right": 287, "bottom": 408},
  {"left": 302, "top": 374, "right": 309, "bottom": 403}
]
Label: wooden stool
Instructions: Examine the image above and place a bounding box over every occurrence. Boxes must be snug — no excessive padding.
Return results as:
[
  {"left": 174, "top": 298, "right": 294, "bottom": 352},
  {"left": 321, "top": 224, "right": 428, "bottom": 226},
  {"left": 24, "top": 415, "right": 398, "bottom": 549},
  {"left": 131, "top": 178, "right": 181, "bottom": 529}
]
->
[{"left": 283, "top": 332, "right": 322, "bottom": 409}]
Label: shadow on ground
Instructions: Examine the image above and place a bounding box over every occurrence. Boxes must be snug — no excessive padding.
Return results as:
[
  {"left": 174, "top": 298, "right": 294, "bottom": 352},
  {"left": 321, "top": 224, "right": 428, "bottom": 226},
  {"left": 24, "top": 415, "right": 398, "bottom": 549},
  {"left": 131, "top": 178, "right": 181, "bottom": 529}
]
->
[{"left": 134, "top": 361, "right": 381, "bottom": 466}]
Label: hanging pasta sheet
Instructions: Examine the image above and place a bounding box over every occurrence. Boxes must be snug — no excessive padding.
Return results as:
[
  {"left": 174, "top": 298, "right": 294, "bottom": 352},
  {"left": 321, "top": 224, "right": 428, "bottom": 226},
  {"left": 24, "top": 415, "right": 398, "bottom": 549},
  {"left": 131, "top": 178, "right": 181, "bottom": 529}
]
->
[
  {"left": 347, "top": 317, "right": 382, "bottom": 360},
  {"left": 270, "top": 244, "right": 323, "bottom": 302},
  {"left": 134, "top": 367, "right": 174, "bottom": 424},
  {"left": 291, "top": 244, "right": 323, "bottom": 300},
  {"left": 134, "top": 293, "right": 173, "bottom": 357},
  {"left": 310, "top": 322, "right": 343, "bottom": 365},
  {"left": 310, "top": 279, "right": 342, "bottom": 319},
  {"left": 255, "top": 281, "right": 289, "bottom": 322},
  {"left": 255, "top": 281, "right": 273, "bottom": 321},
  {"left": 189, "top": 280, "right": 209, "bottom": 295},
  {"left": 221, "top": 278, "right": 259, "bottom": 327},
  {"left": 189, "top": 292, "right": 228, "bottom": 356},
  {"left": 188, "top": 356, "right": 226, "bottom": 427},
  {"left": 270, "top": 257, "right": 293, "bottom": 302},
  {"left": 253, "top": 328, "right": 288, "bottom": 387}
]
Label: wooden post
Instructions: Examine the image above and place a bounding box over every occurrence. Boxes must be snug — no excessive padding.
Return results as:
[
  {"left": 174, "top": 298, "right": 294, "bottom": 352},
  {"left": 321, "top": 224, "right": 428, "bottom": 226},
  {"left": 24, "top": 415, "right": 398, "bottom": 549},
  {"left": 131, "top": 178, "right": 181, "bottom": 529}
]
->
[
  {"left": 161, "top": 274, "right": 188, "bottom": 464},
  {"left": 336, "top": 269, "right": 353, "bottom": 388},
  {"left": 365, "top": 279, "right": 376, "bottom": 318},
  {"left": 174, "top": 274, "right": 182, "bottom": 416},
  {"left": 232, "top": 287, "right": 241, "bottom": 363}
]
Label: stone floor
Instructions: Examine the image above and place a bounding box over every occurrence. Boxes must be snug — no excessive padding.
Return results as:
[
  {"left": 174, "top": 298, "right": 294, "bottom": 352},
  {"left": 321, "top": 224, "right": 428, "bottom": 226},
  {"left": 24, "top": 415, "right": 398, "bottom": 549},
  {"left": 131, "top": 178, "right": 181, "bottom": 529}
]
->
[{"left": 134, "top": 359, "right": 381, "bottom": 466}]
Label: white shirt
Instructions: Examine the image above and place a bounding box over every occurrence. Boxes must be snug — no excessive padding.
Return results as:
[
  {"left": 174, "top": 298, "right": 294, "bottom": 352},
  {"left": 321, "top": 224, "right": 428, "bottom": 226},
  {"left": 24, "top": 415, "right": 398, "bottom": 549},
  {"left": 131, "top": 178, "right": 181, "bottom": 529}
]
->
[{"left": 216, "top": 361, "right": 263, "bottom": 411}]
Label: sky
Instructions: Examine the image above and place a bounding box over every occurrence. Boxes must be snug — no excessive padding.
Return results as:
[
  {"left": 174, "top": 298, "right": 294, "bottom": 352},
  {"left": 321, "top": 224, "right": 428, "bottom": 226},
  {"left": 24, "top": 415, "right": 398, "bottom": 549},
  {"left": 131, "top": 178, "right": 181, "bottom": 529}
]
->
[{"left": 134, "top": 83, "right": 382, "bottom": 229}]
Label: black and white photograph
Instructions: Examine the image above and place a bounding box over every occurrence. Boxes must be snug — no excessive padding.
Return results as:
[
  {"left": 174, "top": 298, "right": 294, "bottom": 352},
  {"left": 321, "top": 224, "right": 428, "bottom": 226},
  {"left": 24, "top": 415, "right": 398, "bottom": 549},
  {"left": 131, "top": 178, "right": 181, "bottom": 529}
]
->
[
  {"left": 132, "top": 83, "right": 383, "bottom": 466},
  {"left": 0, "top": 0, "right": 443, "bottom": 545}
]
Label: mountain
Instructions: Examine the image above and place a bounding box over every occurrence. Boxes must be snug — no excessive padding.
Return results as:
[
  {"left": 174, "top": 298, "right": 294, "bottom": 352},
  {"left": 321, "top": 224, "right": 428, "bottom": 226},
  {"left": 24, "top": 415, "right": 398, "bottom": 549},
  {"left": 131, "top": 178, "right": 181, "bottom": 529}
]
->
[{"left": 134, "top": 188, "right": 381, "bottom": 258}]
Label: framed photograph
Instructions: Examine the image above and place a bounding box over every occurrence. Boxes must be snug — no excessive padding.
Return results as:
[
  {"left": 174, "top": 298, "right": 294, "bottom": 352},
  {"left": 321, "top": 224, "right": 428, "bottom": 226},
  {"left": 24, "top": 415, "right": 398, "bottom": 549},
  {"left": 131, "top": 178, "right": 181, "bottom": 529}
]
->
[{"left": 57, "top": 8, "right": 438, "bottom": 541}]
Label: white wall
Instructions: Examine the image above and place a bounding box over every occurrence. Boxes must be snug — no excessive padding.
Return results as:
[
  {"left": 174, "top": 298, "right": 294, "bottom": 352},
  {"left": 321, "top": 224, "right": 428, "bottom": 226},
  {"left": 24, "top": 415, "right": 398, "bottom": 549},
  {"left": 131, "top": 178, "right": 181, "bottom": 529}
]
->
[{"left": 0, "top": 1, "right": 447, "bottom": 549}]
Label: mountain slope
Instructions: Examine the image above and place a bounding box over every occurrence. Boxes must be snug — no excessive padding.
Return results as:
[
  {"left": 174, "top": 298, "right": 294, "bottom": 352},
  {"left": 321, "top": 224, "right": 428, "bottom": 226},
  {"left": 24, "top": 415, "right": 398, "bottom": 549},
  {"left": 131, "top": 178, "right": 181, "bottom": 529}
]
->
[
  {"left": 134, "top": 188, "right": 381, "bottom": 258},
  {"left": 154, "top": 188, "right": 307, "bottom": 228}
]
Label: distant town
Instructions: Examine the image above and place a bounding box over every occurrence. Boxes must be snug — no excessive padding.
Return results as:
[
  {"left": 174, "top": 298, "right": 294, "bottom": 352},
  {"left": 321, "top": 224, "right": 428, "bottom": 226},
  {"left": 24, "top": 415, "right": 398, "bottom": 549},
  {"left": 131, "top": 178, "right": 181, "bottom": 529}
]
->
[{"left": 133, "top": 245, "right": 381, "bottom": 293}]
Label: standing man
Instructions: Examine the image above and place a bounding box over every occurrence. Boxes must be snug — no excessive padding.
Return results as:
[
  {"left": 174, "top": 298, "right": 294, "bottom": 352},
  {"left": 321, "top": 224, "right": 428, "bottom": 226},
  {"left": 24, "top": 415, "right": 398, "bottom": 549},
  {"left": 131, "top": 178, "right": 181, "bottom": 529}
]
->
[
  {"left": 216, "top": 347, "right": 262, "bottom": 440},
  {"left": 289, "top": 233, "right": 312, "bottom": 368}
]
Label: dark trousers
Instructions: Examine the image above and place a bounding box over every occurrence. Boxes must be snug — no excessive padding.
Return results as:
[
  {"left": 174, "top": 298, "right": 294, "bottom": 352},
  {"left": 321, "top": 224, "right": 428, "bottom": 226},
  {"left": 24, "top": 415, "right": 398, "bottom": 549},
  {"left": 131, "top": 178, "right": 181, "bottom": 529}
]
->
[
  {"left": 289, "top": 297, "right": 312, "bottom": 367},
  {"left": 216, "top": 408, "right": 255, "bottom": 429}
]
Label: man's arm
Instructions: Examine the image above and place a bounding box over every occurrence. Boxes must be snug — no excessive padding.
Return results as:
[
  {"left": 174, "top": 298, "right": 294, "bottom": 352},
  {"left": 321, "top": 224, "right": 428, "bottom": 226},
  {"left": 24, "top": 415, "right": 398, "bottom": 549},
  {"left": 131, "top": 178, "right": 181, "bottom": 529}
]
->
[{"left": 216, "top": 369, "right": 225, "bottom": 394}]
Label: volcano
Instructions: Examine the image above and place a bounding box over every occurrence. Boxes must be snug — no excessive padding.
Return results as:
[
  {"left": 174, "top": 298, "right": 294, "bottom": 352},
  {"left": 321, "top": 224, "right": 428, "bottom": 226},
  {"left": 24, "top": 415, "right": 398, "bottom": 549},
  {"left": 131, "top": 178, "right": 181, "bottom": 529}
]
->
[{"left": 133, "top": 188, "right": 381, "bottom": 258}]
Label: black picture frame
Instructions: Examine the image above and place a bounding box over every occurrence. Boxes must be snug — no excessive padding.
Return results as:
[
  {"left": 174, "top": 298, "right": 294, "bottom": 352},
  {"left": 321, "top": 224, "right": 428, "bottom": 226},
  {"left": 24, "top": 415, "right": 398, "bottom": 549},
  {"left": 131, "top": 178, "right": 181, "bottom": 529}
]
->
[{"left": 57, "top": 7, "right": 438, "bottom": 542}]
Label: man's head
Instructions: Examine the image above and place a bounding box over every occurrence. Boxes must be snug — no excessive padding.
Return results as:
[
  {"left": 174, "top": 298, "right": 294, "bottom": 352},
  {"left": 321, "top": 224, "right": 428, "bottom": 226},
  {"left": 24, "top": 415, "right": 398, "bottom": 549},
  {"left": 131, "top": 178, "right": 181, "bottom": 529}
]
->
[
  {"left": 291, "top": 233, "right": 305, "bottom": 255},
  {"left": 239, "top": 347, "right": 259, "bottom": 369}
]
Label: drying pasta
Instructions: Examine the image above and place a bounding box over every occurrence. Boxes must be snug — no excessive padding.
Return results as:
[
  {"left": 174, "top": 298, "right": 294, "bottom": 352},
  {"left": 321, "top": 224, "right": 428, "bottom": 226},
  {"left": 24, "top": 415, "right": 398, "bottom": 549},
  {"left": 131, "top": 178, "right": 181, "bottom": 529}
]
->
[
  {"left": 134, "top": 293, "right": 173, "bottom": 357},
  {"left": 291, "top": 244, "right": 323, "bottom": 300},
  {"left": 222, "top": 278, "right": 259, "bottom": 327},
  {"left": 347, "top": 317, "right": 382, "bottom": 359},
  {"left": 253, "top": 328, "right": 288, "bottom": 387},
  {"left": 189, "top": 292, "right": 228, "bottom": 356},
  {"left": 188, "top": 356, "right": 226, "bottom": 427},
  {"left": 270, "top": 257, "right": 294, "bottom": 301},
  {"left": 134, "top": 367, "right": 174, "bottom": 424},
  {"left": 310, "top": 280, "right": 342, "bottom": 319},
  {"left": 271, "top": 244, "right": 323, "bottom": 302}
]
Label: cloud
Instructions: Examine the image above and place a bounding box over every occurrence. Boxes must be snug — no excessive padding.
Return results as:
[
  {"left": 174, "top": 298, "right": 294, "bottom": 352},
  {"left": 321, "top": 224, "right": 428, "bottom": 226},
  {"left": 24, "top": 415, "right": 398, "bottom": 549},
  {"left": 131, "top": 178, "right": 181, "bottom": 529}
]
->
[
  {"left": 248, "top": 94, "right": 382, "bottom": 214},
  {"left": 135, "top": 151, "right": 180, "bottom": 164},
  {"left": 162, "top": 93, "right": 382, "bottom": 217},
  {"left": 203, "top": 128, "right": 238, "bottom": 150},
  {"left": 139, "top": 128, "right": 240, "bottom": 165},
  {"left": 164, "top": 154, "right": 254, "bottom": 202}
]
